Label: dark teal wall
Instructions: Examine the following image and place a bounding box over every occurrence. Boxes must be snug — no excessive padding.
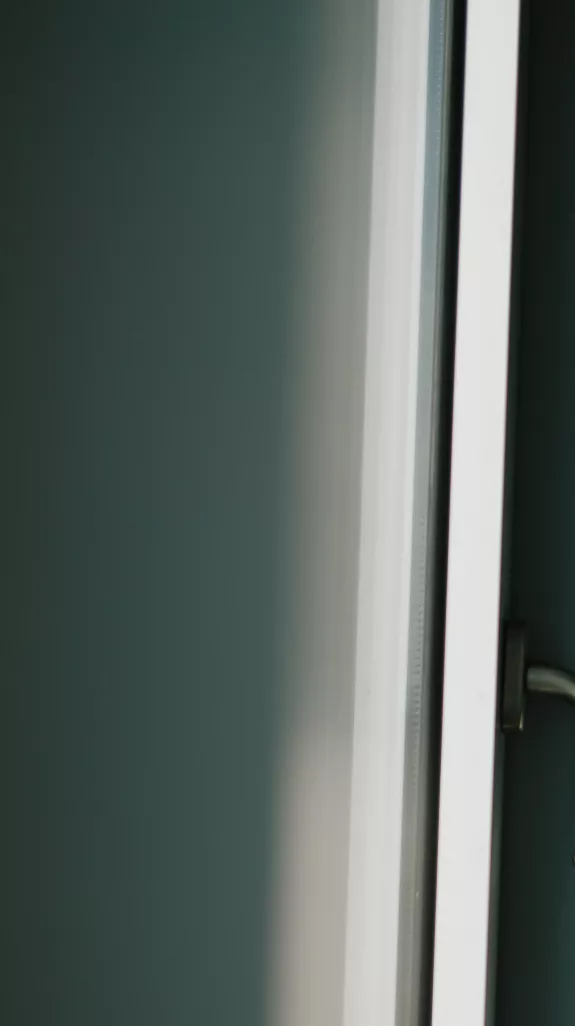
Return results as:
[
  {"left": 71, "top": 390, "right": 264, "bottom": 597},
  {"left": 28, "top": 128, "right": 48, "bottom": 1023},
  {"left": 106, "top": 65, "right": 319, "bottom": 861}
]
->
[
  {"left": 0, "top": 5, "right": 307, "bottom": 1023},
  {"left": 496, "top": 3, "right": 575, "bottom": 1024},
  {"left": 0, "top": 2, "right": 378, "bottom": 1021}
]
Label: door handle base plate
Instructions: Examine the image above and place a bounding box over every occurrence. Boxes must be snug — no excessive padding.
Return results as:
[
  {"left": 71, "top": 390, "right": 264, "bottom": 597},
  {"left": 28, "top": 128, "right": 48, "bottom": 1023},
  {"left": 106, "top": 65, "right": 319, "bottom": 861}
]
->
[{"left": 501, "top": 622, "right": 527, "bottom": 733}]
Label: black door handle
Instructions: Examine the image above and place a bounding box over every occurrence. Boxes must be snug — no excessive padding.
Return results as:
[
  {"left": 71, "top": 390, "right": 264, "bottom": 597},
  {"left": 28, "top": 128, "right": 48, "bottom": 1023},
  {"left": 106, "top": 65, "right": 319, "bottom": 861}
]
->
[{"left": 501, "top": 622, "right": 575, "bottom": 732}]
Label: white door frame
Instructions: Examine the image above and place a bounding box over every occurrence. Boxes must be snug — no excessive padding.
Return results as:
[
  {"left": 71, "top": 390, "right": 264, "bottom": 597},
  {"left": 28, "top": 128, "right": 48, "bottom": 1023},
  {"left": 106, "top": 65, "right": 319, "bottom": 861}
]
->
[
  {"left": 344, "top": 0, "right": 457, "bottom": 1023},
  {"left": 431, "top": 2, "right": 522, "bottom": 1024}
]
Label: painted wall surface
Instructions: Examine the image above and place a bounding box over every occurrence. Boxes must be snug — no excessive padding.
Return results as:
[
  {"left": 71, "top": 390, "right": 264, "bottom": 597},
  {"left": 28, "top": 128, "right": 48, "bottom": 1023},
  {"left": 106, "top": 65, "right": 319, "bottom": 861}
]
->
[
  {"left": 496, "top": 3, "right": 575, "bottom": 1024},
  {"left": 0, "top": 4, "right": 376, "bottom": 1024}
]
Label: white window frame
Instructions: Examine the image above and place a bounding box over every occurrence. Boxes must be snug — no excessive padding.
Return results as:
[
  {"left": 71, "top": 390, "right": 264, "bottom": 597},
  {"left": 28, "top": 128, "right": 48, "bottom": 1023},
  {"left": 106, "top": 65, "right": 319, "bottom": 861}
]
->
[
  {"left": 344, "top": 0, "right": 450, "bottom": 1022},
  {"left": 431, "top": 2, "right": 521, "bottom": 1025}
]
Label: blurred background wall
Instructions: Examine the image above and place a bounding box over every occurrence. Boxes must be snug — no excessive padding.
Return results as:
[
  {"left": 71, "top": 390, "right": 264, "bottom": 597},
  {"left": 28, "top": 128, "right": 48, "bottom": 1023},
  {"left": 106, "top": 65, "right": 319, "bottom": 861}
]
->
[{"left": 0, "top": 3, "right": 377, "bottom": 1023}]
